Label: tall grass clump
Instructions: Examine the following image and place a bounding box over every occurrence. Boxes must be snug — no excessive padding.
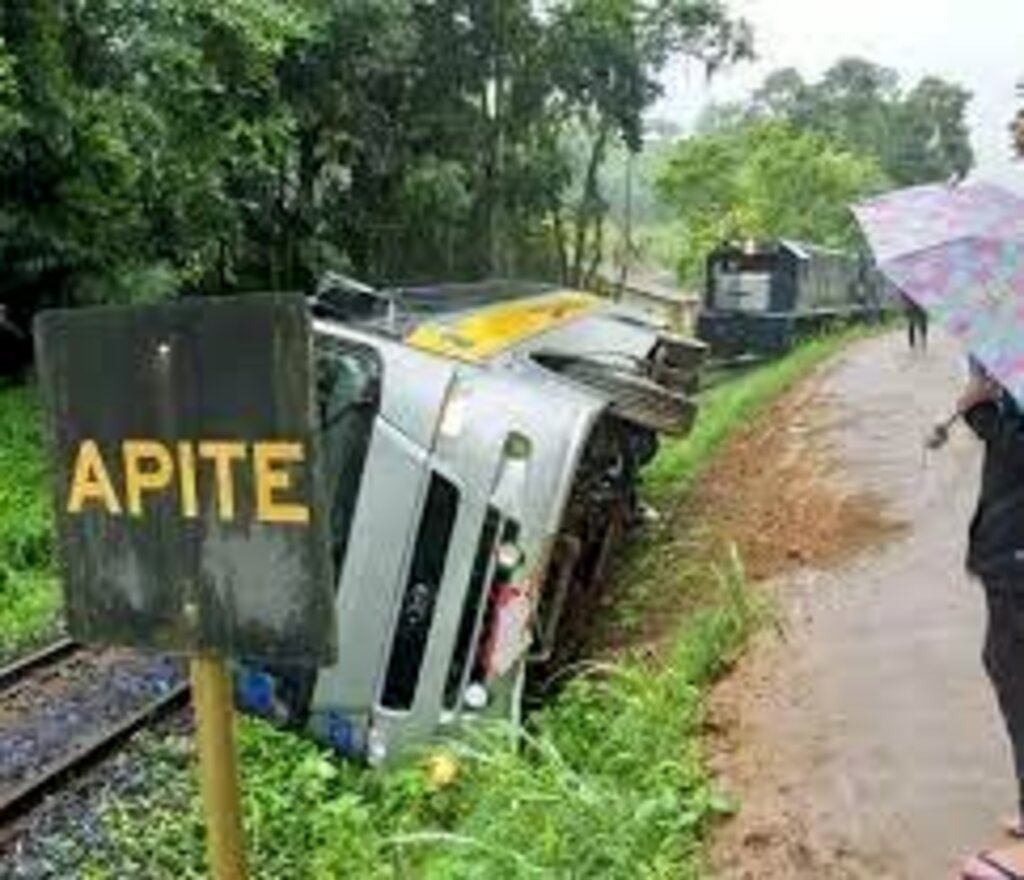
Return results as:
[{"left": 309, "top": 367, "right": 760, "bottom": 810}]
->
[
  {"left": 0, "top": 385, "right": 59, "bottom": 655},
  {"left": 645, "top": 329, "right": 862, "bottom": 505},
  {"left": 81, "top": 552, "right": 758, "bottom": 880}
]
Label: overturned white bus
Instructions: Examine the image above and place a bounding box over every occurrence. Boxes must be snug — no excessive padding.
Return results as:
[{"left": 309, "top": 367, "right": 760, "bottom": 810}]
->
[{"left": 235, "top": 279, "right": 704, "bottom": 762}]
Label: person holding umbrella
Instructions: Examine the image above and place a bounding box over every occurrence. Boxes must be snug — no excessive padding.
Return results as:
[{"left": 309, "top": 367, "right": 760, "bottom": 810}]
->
[
  {"left": 854, "top": 182, "right": 1024, "bottom": 879},
  {"left": 929, "top": 358, "right": 1024, "bottom": 879},
  {"left": 956, "top": 361, "right": 1024, "bottom": 880}
]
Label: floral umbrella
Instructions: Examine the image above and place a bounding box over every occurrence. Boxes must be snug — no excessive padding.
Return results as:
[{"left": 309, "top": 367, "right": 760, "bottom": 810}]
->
[{"left": 853, "top": 181, "right": 1024, "bottom": 404}]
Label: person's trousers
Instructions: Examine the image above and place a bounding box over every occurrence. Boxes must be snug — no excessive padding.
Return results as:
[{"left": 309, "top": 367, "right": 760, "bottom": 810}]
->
[
  {"left": 908, "top": 313, "right": 928, "bottom": 349},
  {"left": 982, "top": 580, "right": 1024, "bottom": 811}
]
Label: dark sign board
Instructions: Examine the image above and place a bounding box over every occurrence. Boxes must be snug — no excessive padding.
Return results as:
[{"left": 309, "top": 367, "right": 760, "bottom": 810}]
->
[{"left": 34, "top": 294, "right": 336, "bottom": 665}]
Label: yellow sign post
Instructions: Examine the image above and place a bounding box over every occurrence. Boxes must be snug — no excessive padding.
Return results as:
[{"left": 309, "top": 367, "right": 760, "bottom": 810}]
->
[{"left": 191, "top": 656, "right": 249, "bottom": 880}]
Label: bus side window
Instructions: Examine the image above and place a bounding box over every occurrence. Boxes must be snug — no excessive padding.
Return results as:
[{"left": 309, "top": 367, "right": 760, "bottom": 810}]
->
[{"left": 380, "top": 474, "right": 460, "bottom": 711}]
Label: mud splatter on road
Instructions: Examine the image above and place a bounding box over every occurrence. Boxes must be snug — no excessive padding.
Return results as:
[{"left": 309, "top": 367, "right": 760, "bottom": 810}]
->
[
  {"left": 690, "top": 370, "right": 905, "bottom": 583},
  {"left": 710, "top": 331, "right": 1008, "bottom": 879}
]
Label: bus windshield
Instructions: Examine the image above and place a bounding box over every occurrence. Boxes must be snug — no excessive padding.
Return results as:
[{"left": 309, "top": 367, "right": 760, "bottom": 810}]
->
[{"left": 315, "top": 336, "right": 382, "bottom": 584}]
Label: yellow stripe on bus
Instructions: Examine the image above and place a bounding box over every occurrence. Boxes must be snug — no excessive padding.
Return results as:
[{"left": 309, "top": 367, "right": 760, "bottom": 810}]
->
[{"left": 405, "top": 290, "right": 603, "bottom": 362}]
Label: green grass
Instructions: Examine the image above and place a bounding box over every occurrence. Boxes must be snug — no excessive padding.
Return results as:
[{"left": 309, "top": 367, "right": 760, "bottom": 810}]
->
[
  {"left": 79, "top": 559, "right": 755, "bottom": 880},
  {"left": 645, "top": 330, "right": 864, "bottom": 508},
  {"left": 58, "top": 332, "right": 859, "bottom": 878},
  {"left": 587, "top": 333, "right": 859, "bottom": 653},
  {"left": 0, "top": 384, "right": 60, "bottom": 657}
]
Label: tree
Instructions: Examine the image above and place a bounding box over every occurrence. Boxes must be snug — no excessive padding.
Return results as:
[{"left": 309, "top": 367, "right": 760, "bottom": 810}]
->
[
  {"left": 888, "top": 77, "right": 973, "bottom": 184},
  {"left": 136, "top": 0, "right": 315, "bottom": 291},
  {"left": 0, "top": 1, "right": 156, "bottom": 311},
  {"left": 693, "top": 100, "right": 748, "bottom": 135},
  {"left": 723, "top": 57, "right": 975, "bottom": 187},
  {"left": 1012, "top": 80, "right": 1024, "bottom": 158},
  {"left": 544, "top": 0, "right": 752, "bottom": 287},
  {"left": 0, "top": 0, "right": 316, "bottom": 304},
  {"left": 0, "top": 0, "right": 754, "bottom": 324},
  {"left": 748, "top": 67, "right": 812, "bottom": 123},
  {"left": 657, "top": 120, "right": 887, "bottom": 282}
]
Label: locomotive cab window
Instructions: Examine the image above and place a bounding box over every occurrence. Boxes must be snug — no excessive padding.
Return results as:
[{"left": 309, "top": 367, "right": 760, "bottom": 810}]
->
[
  {"left": 710, "top": 251, "right": 775, "bottom": 313},
  {"left": 227, "top": 335, "right": 382, "bottom": 731}
]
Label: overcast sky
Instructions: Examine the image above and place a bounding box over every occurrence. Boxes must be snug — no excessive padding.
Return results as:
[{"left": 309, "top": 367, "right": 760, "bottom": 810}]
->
[{"left": 655, "top": 0, "right": 1023, "bottom": 187}]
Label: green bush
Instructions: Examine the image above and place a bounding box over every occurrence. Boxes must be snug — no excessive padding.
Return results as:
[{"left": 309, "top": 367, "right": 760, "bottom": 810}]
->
[
  {"left": 644, "top": 329, "right": 862, "bottom": 506},
  {"left": 0, "top": 386, "right": 60, "bottom": 655},
  {"left": 84, "top": 556, "right": 755, "bottom": 879}
]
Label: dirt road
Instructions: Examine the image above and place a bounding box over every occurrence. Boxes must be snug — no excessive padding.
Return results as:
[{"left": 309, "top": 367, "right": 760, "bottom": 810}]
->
[{"left": 711, "top": 330, "right": 1011, "bottom": 879}]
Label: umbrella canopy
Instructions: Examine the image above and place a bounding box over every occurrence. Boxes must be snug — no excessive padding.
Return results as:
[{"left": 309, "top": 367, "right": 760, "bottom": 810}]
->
[{"left": 853, "top": 181, "right": 1024, "bottom": 404}]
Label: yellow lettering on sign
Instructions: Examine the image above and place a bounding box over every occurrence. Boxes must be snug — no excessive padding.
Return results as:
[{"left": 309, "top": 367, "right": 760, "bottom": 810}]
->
[
  {"left": 67, "top": 440, "right": 122, "bottom": 514},
  {"left": 64, "top": 439, "right": 313, "bottom": 525},
  {"left": 123, "top": 440, "right": 174, "bottom": 516},
  {"left": 198, "top": 441, "right": 246, "bottom": 522},
  {"left": 253, "top": 442, "right": 310, "bottom": 524},
  {"left": 178, "top": 442, "right": 198, "bottom": 519}
]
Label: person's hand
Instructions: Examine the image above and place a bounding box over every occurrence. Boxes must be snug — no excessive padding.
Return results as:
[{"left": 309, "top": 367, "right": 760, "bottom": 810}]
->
[{"left": 957, "top": 373, "right": 1000, "bottom": 413}]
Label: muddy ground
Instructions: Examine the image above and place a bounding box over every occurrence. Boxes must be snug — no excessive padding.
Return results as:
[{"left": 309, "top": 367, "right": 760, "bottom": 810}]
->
[{"left": 708, "top": 330, "right": 1008, "bottom": 879}]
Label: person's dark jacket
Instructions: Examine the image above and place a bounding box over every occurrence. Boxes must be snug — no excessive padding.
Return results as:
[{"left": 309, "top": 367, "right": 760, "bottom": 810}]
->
[{"left": 965, "top": 395, "right": 1024, "bottom": 580}]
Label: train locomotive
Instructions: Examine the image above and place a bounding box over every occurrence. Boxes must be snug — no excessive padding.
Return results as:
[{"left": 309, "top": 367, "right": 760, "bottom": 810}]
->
[{"left": 696, "top": 239, "right": 884, "bottom": 358}]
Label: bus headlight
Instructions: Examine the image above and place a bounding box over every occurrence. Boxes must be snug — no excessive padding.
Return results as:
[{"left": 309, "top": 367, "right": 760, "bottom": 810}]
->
[
  {"left": 367, "top": 726, "right": 388, "bottom": 766},
  {"left": 495, "top": 542, "right": 524, "bottom": 574},
  {"left": 464, "top": 682, "right": 489, "bottom": 711},
  {"left": 439, "top": 389, "right": 468, "bottom": 438}
]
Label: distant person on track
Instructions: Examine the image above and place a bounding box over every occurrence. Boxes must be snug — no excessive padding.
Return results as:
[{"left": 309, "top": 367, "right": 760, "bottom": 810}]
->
[
  {"left": 959, "top": 361, "right": 1024, "bottom": 880},
  {"left": 902, "top": 293, "right": 928, "bottom": 351}
]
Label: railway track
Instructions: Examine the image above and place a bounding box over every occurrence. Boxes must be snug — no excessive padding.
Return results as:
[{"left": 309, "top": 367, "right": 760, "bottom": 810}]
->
[
  {"left": 0, "top": 638, "right": 78, "bottom": 694},
  {"left": 0, "top": 640, "right": 188, "bottom": 847}
]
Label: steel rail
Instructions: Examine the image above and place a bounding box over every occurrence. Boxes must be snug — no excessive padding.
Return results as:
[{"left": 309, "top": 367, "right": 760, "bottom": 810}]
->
[
  {"left": 0, "top": 638, "right": 78, "bottom": 692},
  {"left": 0, "top": 681, "right": 190, "bottom": 842}
]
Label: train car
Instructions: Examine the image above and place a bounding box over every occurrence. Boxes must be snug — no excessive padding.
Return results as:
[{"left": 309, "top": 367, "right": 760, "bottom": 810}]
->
[
  {"left": 234, "top": 278, "right": 705, "bottom": 762},
  {"left": 696, "top": 239, "right": 882, "bottom": 358}
]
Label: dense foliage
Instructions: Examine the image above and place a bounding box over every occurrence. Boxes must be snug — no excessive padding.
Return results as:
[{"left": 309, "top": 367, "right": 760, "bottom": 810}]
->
[
  {"left": 0, "top": 385, "right": 58, "bottom": 655},
  {"left": 656, "top": 57, "right": 975, "bottom": 282},
  {"left": 0, "top": 0, "right": 750, "bottom": 325},
  {"left": 657, "top": 120, "right": 887, "bottom": 280},
  {"left": 711, "top": 57, "right": 974, "bottom": 186}
]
